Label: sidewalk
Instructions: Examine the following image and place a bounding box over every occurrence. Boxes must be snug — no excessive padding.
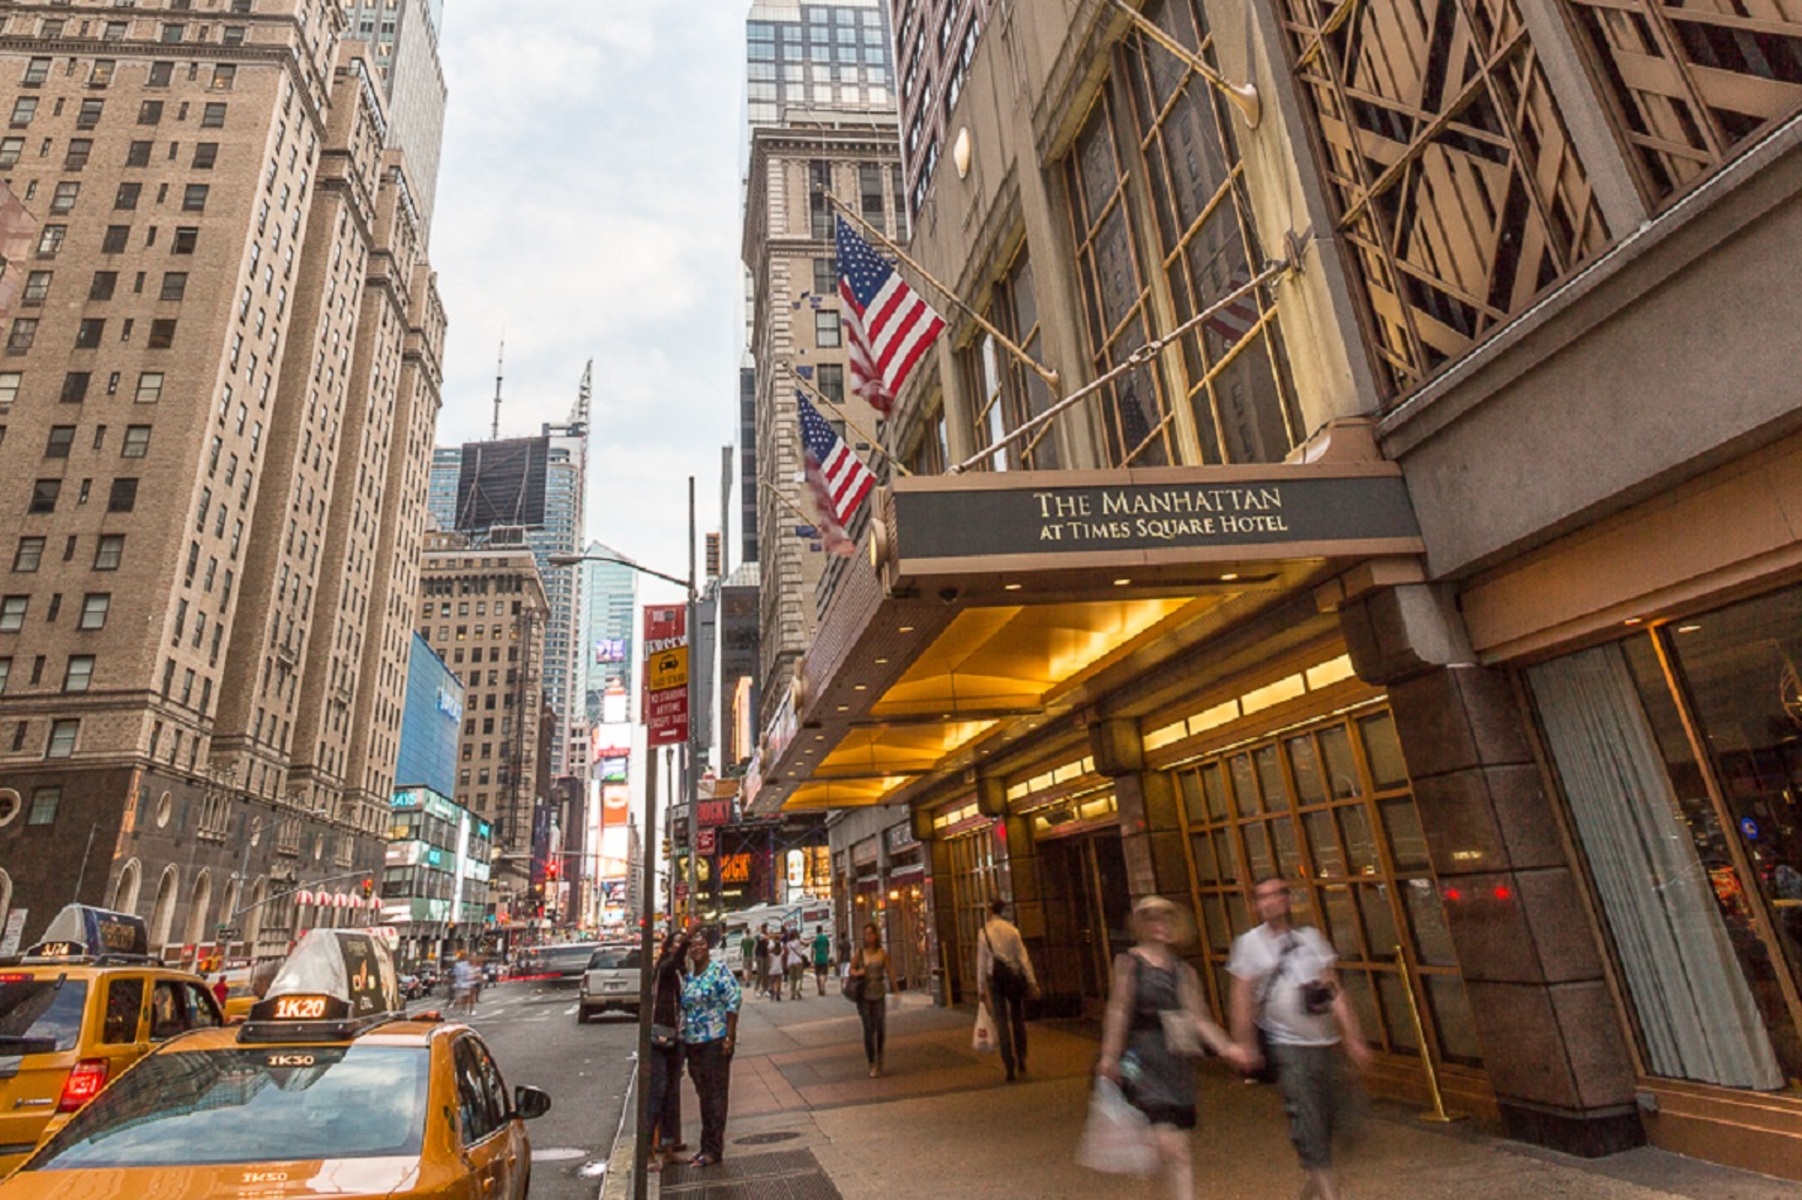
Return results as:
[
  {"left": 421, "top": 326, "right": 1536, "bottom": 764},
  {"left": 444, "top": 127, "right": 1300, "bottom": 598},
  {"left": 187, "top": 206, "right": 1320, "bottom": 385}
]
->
[{"left": 606, "top": 981, "right": 1794, "bottom": 1199}]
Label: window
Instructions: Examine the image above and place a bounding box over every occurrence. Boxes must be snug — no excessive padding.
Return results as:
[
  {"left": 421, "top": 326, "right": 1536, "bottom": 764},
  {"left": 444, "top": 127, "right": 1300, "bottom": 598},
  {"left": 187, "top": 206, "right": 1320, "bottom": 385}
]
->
[
  {"left": 148, "top": 62, "right": 173, "bottom": 88},
  {"left": 63, "top": 655, "right": 93, "bottom": 693},
  {"left": 21, "top": 58, "right": 49, "bottom": 87},
  {"left": 108, "top": 478, "right": 137, "bottom": 512},
  {"left": 212, "top": 65, "right": 236, "bottom": 91},
  {"left": 1277, "top": 0, "right": 1606, "bottom": 395},
  {"left": 114, "top": 182, "right": 141, "bottom": 210},
  {"left": 0, "top": 373, "right": 18, "bottom": 406},
  {"left": 161, "top": 24, "right": 186, "bottom": 44},
  {"left": 159, "top": 273, "right": 187, "bottom": 301},
  {"left": 75, "top": 318, "right": 106, "bottom": 349},
  {"left": 813, "top": 257, "right": 837, "bottom": 295},
  {"left": 816, "top": 362, "right": 845, "bottom": 404},
  {"left": 0, "top": 596, "right": 26, "bottom": 631},
  {"left": 36, "top": 226, "right": 65, "bottom": 257},
  {"left": 101, "top": 225, "right": 129, "bottom": 254},
  {"left": 44, "top": 426, "right": 74, "bottom": 459},
  {"left": 27, "top": 785, "right": 60, "bottom": 821},
  {"left": 90, "top": 60, "right": 116, "bottom": 89},
  {"left": 172, "top": 227, "right": 198, "bottom": 254},
  {"left": 12, "top": 538, "right": 44, "bottom": 573},
  {"left": 92, "top": 535, "right": 123, "bottom": 571},
  {"left": 57, "top": 373, "right": 89, "bottom": 406},
  {"left": 815, "top": 310, "right": 841, "bottom": 348},
  {"left": 120, "top": 425, "right": 151, "bottom": 458},
  {"left": 134, "top": 372, "right": 163, "bottom": 403},
  {"left": 147, "top": 319, "right": 176, "bottom": 349},
  {"left": 10, "top": 97, "right": 38, "bottom": 127},
  {"left": 181, "top": 184, "right": 207, "bottom": 212},
  {"left": 45, "top": 720, "right": 77, "bottom": 758},
  {"left": 0, "top": 137, "right": 21, "bottom": 168},
  {"left": 125, "top": 140, "right": 151, "bottom": 167},
  {"left": 200, "top": 103, "right": 226, "bottom": 129},
  {"left": 102, "top": 979, "right": 142, "bottom": 1045},
  {"left": 28, "top": 479, "right": 59, "bottom": 513},
  {"left": 63, "top": 139, "right": 92, "bottom": 170},
  {"left": 192, "top": 142, "right": 217, "bottom": 169},
  {"left": 21, "top": 271, "right": 51, "bottom": 304},
  {"left": 77, "top": 593, "right": 110, "bottom": 630},
  {"left": 76, "top": 100, "right": 104, "bottom": 130},
  {"left": 49, "top": 182, "right": 79, "bottom": 214},
  {"left": 138, "top": 100, "right": 163, "bottom": 126}
]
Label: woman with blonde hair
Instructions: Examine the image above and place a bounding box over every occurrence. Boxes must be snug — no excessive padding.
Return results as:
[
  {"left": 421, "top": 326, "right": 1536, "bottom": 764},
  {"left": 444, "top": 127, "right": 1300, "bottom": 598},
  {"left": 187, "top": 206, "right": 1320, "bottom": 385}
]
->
[{"left": 1097, "top": 896, "right": 1246, "bottom": 1198}]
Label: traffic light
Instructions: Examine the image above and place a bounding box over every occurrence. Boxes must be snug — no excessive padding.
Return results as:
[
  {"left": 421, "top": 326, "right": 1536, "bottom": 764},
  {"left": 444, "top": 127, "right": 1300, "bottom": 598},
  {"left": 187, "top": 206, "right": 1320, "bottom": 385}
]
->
[
  {"left": 546, "top": 860, "right": 560, "bottom": 881},
  {"left": 360, "top": 877, "right": 373, "bottom": 900}
]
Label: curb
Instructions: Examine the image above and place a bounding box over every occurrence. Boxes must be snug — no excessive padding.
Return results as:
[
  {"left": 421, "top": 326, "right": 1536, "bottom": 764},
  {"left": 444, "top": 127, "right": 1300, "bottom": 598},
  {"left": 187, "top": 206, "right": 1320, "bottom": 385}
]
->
[{"left": 597, "top": 1058, "right": 641, "bottom": 1200}]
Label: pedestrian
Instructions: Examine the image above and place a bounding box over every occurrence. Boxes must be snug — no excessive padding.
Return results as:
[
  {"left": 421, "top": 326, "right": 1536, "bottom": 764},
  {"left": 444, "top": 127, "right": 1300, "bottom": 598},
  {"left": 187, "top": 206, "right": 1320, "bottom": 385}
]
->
[
  {"left": 976, "top": 898, "right": 1040, "bottom": 1082},
  {"left": 1097, "top": 897, "right": 1244, "bottom": 1199},
  {"left": 211, "top": 974, "right": 229, "bottom": 1009},
  {"left": 646, "top": 924, "right": 694, "bottom": 1171},
  {"left": 1229, "top": 874, "right": 1371, "bottom": 1200},
  {"left": 679, "top": 929, "right": 741, "bottom": 1168},
  {"left": 848, "top": 922, "right": 897, "bottom": 1077},
  {"left": 783, "top": 929, "right": 808, "bottom": 999},
  {"left": 451, "top": 954, "right": 476, "bottom": 1016},
  {"left": 754, "top": 925, "right": 774, "bottom": 1000},
  {"left": 811, "top": 924, "right": 831, "bottom": 996},
  {"left": 739, "top": 927, "right": 756, "bottom": 983},
  {"left": 765, "top": 928, "right": 786, "bottom": 1001}
]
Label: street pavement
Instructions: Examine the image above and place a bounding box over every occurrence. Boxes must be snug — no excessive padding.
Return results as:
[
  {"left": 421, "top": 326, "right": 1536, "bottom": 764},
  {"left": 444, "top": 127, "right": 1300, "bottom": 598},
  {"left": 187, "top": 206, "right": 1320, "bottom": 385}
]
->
[
  {"left": 425, "top": 978, "right": 638, "bottom": 1200},
  {"left": 604, "top": 978, "right": 1798, "bottom": 1200}
]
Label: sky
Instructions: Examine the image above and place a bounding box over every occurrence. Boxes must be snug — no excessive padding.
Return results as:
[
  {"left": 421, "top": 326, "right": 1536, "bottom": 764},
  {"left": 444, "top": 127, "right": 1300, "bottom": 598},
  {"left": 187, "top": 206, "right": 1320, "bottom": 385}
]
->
[{"left": 431, "top": 1, "right": 747, "bottom": 604}]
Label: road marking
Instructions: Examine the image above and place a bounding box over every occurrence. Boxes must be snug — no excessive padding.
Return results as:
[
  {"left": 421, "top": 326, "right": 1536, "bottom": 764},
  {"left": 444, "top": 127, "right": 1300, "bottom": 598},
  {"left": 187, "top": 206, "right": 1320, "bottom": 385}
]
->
[{"left": 532, "top": 1147, "right": 588, "bottom": 1162}]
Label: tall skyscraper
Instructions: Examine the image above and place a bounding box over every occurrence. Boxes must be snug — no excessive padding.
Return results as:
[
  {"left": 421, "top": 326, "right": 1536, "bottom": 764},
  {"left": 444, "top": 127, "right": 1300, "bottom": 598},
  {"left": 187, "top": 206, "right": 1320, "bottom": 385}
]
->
[
  {"left": 343, "top": 0, "right": 448, "bottom": 234},
  {"left": 578, "top": 543, "right": 639, "bottom": 727},
  {"left": 0, "top": 4, "right": 446, "bottom": 958},
  {"left": 745, "top": 0, "right": 896, "bottom": 129},
  {"left": 885, "top": 0, "right": 993, "bottom": 214}
]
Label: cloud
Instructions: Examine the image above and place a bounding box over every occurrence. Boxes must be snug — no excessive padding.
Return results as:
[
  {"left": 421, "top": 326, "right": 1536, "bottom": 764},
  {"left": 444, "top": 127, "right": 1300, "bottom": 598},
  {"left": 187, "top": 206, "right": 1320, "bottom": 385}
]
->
[{"left": 431, "top": 0, "right": 747, "bottom": 587}]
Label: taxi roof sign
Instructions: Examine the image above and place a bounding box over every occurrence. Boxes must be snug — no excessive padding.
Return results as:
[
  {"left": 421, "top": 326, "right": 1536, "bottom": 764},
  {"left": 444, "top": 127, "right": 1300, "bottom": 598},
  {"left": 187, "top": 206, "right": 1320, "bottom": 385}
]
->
[
  {"left": 262, "top": 929, "right": 401, "bottom": 1020},
  {"left": 23, "top": 904, "right": 149, "bottom": 960}
]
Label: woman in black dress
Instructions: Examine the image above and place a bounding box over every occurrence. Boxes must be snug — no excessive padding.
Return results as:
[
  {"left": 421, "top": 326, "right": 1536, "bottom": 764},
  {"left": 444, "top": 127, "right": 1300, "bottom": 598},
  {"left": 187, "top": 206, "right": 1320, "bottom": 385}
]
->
[{"left": 1097, "top": 896, "right": 1245, "bottom": 1199}]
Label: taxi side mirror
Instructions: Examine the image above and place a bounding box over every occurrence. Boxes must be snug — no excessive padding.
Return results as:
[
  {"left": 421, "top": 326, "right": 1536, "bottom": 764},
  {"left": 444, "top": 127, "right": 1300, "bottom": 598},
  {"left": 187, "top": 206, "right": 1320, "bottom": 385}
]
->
[{"left": 513, "top": 1085, "right": 552, "bottom": 1121}]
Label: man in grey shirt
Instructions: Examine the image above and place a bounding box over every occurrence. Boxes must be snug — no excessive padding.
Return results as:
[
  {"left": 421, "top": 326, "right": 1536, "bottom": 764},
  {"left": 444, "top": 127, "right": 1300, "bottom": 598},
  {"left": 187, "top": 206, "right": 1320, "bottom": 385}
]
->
[{"left": 1230, "top": 874, "right": 1371, "bottom": 1200}]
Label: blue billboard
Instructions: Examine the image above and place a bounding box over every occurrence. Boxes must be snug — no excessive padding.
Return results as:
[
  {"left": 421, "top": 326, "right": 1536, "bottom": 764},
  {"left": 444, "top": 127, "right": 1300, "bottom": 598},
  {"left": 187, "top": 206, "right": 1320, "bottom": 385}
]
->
[{"left": 395, "top": 632, "right": 464, "bottom": 800}]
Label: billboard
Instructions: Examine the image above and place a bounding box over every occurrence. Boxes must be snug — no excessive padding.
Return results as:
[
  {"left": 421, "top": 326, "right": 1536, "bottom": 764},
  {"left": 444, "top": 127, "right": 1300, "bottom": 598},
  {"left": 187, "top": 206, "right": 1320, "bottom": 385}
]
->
[
  {"left": 453, "top": 435, "right": 549, "bottom": 532},
  {"left": 594, "top": 638, "right": 629, "bottom": 664}
]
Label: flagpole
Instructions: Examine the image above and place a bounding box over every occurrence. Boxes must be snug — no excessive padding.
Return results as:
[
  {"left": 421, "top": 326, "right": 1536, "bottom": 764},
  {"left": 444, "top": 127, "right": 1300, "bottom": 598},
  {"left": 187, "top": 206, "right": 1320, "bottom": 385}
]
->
[
  {"left": 1106, "top": 0, "right": 1261, "bottom": 127},
  {"left": 788, "top": 368, "right": 912, "bottom": 477},
  {"left": 758, "top": 478, "right": 817, "bottom": 526},
  {"left": 825, "top": 193, "right": 1061, "bottom": 398},
  {"left": 947, "top": 254, "right": 1295, "bottom": 474}
]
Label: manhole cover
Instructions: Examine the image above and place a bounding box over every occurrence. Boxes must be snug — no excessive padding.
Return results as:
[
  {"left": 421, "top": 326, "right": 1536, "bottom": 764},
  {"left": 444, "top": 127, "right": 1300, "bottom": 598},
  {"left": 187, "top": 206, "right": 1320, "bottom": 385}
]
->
[
  {"left": 532, "top": 1147, "right": 588, "bottom": 1161},
  {"left": 734, "top": 1132, "right": 802, "bottom": 1146}
]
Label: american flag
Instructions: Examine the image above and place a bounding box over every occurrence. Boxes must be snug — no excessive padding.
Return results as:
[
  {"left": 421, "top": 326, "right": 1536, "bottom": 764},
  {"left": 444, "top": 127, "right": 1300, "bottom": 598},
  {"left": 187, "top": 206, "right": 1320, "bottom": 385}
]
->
[
  {"left": 836, "top": 216, "right": 945, "bottom": 415},
  {"left": 1204, "top": 265, "right": 1261, "bottom": 347},
  {"left": 797, "top": 391, "right": 874, "bottom": 556}
]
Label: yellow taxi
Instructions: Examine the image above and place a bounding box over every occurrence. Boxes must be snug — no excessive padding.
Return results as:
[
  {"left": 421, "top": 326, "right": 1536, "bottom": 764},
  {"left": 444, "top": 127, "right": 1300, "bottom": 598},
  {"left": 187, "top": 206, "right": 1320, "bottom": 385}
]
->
[
  {"left": 0, "top": 926, "right": 552, "bottom": 1199},
  {"left": 0, "top": 905, "right": 224, "bottom": 1176}
]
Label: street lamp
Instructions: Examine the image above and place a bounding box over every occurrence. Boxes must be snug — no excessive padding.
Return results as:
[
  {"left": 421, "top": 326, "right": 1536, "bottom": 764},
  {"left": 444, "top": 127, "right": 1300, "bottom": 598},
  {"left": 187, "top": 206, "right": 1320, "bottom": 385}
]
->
[{"left": 546, "top": 475, "right": 696, "bottom": 1200}]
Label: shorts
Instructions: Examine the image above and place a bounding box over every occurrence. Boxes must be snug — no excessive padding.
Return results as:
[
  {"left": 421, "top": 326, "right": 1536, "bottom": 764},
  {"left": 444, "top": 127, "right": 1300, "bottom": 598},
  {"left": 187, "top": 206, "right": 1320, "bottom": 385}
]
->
[
  {"left": 1131, "top": 1100, "right": 1197, "bottom": 1131},
  {"left": 1271, "top": 1042, "right": 1344, "bottom": 1170}
]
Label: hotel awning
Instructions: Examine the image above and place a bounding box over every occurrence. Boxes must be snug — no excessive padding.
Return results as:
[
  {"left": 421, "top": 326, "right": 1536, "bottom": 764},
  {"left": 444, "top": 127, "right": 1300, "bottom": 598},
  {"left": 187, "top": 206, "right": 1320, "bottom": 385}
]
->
[{"left": 749, "top": 444, "right": 1423, "bottom": 817}]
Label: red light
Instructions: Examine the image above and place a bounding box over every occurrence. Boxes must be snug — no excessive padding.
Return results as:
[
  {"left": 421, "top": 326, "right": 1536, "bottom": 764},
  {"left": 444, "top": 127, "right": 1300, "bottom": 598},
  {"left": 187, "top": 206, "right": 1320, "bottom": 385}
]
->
[
  {"left": 1443, "top": 887, "right": 1463, "bottom": 902},
  {"left": 58, "top": 1059, "right": 109, "bottom": 1113},
  {"left": 1493, "top": 885, "right": 1513, "bottom": 901}
]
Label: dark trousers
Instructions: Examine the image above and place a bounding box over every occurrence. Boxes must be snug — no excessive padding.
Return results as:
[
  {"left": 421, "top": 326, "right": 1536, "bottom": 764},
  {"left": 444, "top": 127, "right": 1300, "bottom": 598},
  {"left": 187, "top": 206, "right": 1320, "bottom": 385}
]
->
[
  {"left": 857, "top": 996, "right": 887, "bottom": 1064},
  {"left": 990, "top": 969, "right": 1029, "bottom": 1077},
  {"left": 646, "top": 1044, "right": 684, "bottom": 1148},
  {"left": 683, "top": 1039, "right": 733, "bottom": 1160}
]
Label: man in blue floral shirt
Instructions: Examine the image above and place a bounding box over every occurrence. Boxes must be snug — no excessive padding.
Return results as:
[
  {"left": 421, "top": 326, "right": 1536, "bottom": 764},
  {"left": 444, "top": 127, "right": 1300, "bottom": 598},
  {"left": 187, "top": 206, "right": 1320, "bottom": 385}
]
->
[{"left": 680, "top": 930, "right": 742, "bottom": 1166}]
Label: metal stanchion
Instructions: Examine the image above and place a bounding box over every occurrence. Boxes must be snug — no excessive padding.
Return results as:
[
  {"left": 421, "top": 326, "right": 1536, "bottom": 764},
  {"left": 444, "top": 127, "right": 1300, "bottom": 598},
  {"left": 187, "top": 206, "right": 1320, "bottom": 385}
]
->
[{"left": 1393, "top": 943, "right": 1466, "bottom": 1123}]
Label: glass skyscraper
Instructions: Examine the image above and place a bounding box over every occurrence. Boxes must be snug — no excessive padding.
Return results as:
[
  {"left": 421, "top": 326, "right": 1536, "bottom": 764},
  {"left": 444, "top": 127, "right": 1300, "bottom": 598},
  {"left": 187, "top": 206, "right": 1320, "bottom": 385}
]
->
[
  {"left": 344, "top": 0, "right": 448, "bottom": 233},
  {"left": 745, "top": 1, "right": 895, "bottom": 129}
]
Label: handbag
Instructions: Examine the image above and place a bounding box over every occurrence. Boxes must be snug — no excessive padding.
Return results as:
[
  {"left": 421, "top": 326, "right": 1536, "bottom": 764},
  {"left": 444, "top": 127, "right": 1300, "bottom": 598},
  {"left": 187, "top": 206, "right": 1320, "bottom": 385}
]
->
[
  {"left": 650, "top": 1023, "right": 679, "bottom": 1051},
  {"left": 973, "top": 1003, "right": 998, "bottom": 1054},
  {"left": 1075, "top": 1077, "right": 1157, "bottom": 1177},
  {"left": 843, "top": 953, "right": 866, "bottom": 1004}
]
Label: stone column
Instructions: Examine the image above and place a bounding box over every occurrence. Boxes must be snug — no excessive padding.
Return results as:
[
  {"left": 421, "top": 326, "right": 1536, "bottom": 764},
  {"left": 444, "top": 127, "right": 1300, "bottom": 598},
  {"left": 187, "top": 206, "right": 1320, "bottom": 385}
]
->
[
  {"left": 1091, "top": 717, "right": 1190, "bottom": 907},
  {"left": 1341, "top": 584, "right": 1643, "bottom": 1156}
]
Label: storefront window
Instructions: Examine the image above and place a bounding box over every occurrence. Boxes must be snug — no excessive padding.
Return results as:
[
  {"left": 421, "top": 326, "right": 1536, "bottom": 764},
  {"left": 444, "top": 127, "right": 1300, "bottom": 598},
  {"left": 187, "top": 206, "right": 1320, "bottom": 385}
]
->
[
  {"left": 1528, "top": 621, "right": 1800, "bottom": 1091},
  {"left": 944, "top": 823, "right": 1004, "bottom": 998},
  {"left": 1174, "top": 705, "right": 1482, "bottom": 1067}
]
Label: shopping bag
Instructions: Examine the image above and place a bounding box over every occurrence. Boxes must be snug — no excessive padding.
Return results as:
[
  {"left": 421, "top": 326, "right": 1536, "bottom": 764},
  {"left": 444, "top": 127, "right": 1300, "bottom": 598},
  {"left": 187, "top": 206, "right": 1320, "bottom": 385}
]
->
[
  {"left": 972, "top": 1003, "right": 998, "bottom": 1054},
  {"left": 1075, "top": 1078, "right": 1157, "bottom": 1177}
]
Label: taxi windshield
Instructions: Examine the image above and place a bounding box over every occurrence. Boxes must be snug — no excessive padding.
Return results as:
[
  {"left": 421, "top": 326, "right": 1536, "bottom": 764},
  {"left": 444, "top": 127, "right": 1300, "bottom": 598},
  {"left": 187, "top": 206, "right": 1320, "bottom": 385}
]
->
[
  {"left": 27, "top": 1045, "right": 428, "bottom": 1169},
  {"left": 0, "top": 977, "right": 89, "bottom": 1054}
]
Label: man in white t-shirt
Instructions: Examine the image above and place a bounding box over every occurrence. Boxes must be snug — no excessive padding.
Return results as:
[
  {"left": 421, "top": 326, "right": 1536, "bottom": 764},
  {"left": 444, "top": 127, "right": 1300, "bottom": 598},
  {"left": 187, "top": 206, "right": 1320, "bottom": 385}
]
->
[{"left": 1229, "top": 874, "right": 1370, "bottom": 1200}]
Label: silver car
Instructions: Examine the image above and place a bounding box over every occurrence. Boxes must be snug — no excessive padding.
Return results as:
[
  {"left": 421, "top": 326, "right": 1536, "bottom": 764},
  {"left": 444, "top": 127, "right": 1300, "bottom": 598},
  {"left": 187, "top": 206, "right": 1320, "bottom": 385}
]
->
[{"left": 577, "top": 944, "right": 643, "bottom": 1022}]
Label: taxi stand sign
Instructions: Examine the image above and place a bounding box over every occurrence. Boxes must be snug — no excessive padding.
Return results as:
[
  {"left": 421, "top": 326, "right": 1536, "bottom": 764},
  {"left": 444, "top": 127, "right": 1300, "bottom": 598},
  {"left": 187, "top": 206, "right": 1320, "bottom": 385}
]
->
[{"left": 18, "top": 904, "right": 150, "bottom": 962}]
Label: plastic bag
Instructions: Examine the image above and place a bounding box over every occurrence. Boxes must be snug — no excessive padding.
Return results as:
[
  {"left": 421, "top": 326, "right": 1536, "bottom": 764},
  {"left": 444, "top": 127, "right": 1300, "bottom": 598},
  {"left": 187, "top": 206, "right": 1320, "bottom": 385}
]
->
[
  {"left": 1075, "top": 1078, "right": 1157, "bottom": 1177},
  {"left": 973, "top": 1003, "right": 998, "bottom": 1054}
]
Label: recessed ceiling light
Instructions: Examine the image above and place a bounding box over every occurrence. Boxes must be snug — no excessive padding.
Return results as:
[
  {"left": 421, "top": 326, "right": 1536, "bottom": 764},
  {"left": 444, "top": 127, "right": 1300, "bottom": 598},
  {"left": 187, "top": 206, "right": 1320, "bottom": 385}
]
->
[
  {"left": 1004, "top": 583, "right": 1022, "bottom": 591},
  {"left": 1114, "top": 578, "right": 1132, "bottom": 586},
  {"left": 1677, "top": 624, "right": 1702, "bottom": 633},
  {"left": 836, "top": 705, "right": 850, "bottom": 712},
  {"left": 875, "top": 657, "right": 888, "bottom": 665},
  {"left": 853, "top": 684, "right": 867, "bottom": 691},
  {"left": 1624, "top": 617, "right": 1643, "bottom": 626},
  {"left": 898, "top": 625, "right": 914, "bottom": 634},
  {"left": 1220, "top": 572, "right": 1240, "bottom": 582}
]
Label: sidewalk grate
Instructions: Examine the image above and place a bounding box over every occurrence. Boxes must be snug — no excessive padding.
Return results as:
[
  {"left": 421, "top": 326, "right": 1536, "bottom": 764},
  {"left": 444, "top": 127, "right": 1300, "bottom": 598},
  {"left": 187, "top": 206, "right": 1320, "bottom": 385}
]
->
[{"left": 660, "top": 1149, "right": 843, "bottom": 1200}]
